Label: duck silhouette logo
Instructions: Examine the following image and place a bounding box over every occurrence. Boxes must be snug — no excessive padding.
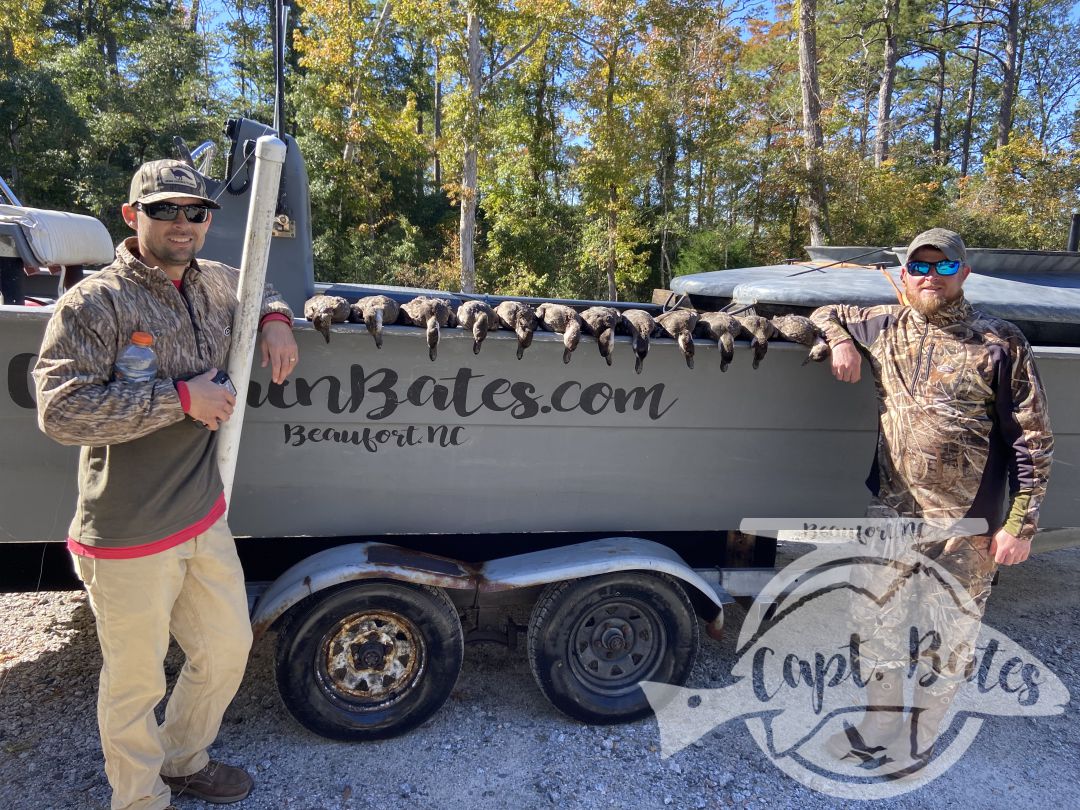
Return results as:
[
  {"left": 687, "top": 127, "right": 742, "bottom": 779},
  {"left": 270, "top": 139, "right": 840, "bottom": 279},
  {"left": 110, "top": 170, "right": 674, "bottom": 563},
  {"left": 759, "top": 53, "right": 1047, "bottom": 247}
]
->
[
  {"left": 158, "top": 166, "right": 199, "bottom": 190},
  {"left": 641, "top": 518, "right": 1070, "bottom": 799}
]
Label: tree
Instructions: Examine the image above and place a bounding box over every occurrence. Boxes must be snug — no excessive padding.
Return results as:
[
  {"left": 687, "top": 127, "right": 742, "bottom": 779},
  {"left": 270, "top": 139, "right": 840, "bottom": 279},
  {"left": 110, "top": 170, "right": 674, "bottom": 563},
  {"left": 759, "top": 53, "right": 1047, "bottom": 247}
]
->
[
  {"left": 874, "top": 0, "right": 900, "bottom": 166},
  {"left": 997, "top": 0, "right": 1019, "bottom": 147},
  {"left": 797, "top": 0, "right": 830, "bottom": 244}
]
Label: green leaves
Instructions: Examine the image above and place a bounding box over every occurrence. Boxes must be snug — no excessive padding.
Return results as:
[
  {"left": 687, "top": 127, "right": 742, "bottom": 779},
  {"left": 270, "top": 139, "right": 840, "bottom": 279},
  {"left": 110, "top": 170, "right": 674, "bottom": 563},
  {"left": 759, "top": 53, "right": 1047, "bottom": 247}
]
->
[{"left": 6, "top": 0, "right": 1078, "bottom": 293}]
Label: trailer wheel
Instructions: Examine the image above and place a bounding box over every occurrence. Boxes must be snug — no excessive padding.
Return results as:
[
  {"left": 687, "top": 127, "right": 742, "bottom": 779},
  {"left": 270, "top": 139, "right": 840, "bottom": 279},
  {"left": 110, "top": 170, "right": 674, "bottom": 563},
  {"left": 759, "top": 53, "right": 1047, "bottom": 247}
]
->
[
  {"left": 527, "top": 572, "right": 699, "bottom": 724},
  {"left": 274, "top": 580, "right": 463, "bottom": 740}
]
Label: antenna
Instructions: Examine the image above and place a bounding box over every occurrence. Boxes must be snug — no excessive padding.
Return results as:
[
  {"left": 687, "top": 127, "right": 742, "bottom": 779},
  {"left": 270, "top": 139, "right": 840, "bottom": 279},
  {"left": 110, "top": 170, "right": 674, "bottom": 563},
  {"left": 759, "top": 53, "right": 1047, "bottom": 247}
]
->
[{"left": 272, "top": 0, "right": 290, "bottom": 139}]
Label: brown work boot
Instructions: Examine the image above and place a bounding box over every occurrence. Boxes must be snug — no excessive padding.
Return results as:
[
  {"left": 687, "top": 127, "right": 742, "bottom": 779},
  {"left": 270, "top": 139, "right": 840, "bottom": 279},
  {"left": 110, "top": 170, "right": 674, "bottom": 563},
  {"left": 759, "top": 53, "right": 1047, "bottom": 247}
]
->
[{"left": 162, "top": 760, "right": 253, "bottom": 804}]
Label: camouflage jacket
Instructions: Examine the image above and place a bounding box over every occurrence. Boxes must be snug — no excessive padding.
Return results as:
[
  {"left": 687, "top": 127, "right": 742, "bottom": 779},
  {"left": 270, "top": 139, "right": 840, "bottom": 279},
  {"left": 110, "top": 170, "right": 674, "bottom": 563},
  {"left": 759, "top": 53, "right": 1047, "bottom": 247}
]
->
[
  {"left": 810, "top": 296, "right": 1052, "bottom": 541},
  {"left": 32, "top": 237, "right": 292, "bottom": 547}
]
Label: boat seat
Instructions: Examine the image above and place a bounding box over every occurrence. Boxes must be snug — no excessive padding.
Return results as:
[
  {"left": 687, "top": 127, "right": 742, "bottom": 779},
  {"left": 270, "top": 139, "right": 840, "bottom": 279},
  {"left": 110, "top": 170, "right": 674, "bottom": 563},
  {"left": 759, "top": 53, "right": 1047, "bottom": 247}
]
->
[{"left": 0, "top": 205, "right": 114, "bottom": 271}]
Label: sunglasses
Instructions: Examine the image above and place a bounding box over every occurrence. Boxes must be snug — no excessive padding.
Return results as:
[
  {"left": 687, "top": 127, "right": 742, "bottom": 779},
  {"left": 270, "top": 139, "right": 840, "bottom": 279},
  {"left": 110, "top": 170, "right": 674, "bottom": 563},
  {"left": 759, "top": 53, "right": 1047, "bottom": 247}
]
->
[
  {"left": 906, "top": 259, "right": 962, "bottom": 276},
  {"left": 136, "top": 201, "right": 211, "bottom": 224}
]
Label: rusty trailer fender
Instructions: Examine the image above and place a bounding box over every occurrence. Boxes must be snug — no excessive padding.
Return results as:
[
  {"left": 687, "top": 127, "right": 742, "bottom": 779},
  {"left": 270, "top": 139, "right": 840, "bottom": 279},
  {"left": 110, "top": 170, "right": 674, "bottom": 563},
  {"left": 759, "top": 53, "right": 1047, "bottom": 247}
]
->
[{"left": 250, "top": 537, "right": 727, "bottom": 641}]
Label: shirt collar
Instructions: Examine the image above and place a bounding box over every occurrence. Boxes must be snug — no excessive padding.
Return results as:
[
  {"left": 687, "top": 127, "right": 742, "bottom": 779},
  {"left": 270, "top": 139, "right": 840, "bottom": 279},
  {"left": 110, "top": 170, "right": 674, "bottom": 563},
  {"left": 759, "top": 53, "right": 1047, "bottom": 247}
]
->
[{"left": 908, "top": 294, "right": 973, "bottom": 327}]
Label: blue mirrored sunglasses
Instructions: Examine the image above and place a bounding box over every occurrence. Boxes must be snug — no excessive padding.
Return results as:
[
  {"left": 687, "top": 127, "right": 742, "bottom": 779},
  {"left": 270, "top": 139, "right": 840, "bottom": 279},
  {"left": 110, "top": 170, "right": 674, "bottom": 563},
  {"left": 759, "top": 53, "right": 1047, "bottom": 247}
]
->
[
  {"left": 136, "top": 201, "right": 210, "bottom": 224},
  {"left": 907, "top": 259, "right": 962, "bottom": 276}
]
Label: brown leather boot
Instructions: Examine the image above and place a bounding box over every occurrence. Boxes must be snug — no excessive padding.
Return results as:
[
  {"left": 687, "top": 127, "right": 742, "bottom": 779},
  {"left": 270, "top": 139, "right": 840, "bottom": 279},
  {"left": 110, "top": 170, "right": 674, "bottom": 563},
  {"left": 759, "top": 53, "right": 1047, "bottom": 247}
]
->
[{"left": 161, "top": 760, "right": 253, "bottom": 804}]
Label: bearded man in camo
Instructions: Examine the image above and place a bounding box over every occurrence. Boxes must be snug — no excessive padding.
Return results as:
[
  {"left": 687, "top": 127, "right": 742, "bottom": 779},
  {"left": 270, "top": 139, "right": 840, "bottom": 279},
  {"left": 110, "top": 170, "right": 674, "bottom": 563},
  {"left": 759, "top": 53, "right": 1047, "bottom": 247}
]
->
[{"left": 809, "top": 228, "right": 1053, "bottom": 775}]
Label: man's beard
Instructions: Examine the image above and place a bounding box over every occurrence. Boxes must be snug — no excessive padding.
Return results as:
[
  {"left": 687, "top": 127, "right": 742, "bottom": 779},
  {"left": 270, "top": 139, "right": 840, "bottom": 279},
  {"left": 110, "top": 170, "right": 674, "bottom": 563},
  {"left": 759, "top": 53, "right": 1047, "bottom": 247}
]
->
[{"left": 908, "top": 288, "right": 956, "bottom": 317}]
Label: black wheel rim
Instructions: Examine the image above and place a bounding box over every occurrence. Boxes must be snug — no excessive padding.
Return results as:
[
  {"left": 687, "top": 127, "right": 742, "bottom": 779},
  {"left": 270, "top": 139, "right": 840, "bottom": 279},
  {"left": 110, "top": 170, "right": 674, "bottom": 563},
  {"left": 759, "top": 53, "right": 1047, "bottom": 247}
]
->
[
  {"left": 567, "top": 597, "right": 665, "bottom": 695},
  {"left": 315, "top": 610, "right": 426, "bottom": 710}
]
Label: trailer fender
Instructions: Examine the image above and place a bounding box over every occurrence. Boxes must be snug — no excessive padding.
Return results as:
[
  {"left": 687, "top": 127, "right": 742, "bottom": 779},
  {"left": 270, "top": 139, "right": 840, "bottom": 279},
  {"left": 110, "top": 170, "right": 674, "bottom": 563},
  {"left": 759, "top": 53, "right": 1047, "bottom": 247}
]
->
[
  {"left": 250, "top": 542, "right": 475, "bottom": 640},
  {"left": 478, "top": 537, "right": 725, "bottom": 638},
  {"left": 250, "top": 537, "right": 725, "bottom": 642}
]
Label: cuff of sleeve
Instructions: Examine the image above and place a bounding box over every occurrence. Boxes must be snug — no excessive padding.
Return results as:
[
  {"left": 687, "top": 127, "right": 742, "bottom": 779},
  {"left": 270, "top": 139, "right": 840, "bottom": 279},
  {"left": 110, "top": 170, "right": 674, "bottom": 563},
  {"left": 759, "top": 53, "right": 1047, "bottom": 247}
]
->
[
  {"left": 175, "top": 380, "right": 191, "bottom": 414},
  {"left": 1003, "top": 493, "right": 1035, "bottom": 540},
  {"left": 259, "top": 312, "right": 292, "bottom": 331},
  {"left": 825, "top": 328, "right": 854, "bottom": 348}
]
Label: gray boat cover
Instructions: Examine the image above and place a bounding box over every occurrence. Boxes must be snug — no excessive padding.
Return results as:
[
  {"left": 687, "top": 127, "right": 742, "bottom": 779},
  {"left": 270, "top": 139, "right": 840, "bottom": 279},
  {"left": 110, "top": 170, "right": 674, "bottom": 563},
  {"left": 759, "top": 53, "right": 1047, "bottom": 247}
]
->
[{"left": 673, "top": 251, "right": 1080, "bottom": 325}]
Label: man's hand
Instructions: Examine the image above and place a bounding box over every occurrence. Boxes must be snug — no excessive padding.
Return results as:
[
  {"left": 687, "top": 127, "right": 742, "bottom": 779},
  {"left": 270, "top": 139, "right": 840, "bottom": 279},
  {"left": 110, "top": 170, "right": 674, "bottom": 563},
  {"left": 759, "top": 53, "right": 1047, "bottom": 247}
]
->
[
  {"left": 260, "top": 320, "right": 299, "bottom": 385},
  {"left": 186, "top": 368, "right": 236, "bottom": 431},
  {"left": 990, "top": 527, "right": 1032, "bottom": 566},
  {"left": 830, "top": 339, "right": 862, "bottom": 383}
]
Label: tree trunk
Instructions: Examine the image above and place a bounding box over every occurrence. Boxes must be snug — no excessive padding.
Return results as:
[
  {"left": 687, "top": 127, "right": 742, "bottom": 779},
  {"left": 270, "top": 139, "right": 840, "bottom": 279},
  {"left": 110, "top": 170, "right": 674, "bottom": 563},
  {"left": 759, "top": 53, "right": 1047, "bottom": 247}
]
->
[
  {"left": 932, "top": 46, "right": 946, "bottom": 160},
  {"left": 433, "top": 43, "right": 443, "bottom": 189},
  {"left": 859, "top": 78, "right": 872, "bottom": 158},
  {"left": 997, "top": 0, "right": 1019, "bottom": 147},
  {"left": 749, "top": 125, "right": 773, "bottom": 256},
  {"left": 459, "top": 9, "right": 482, "bottom": 293},
  {"left": 798, "top": 0, "right": 830, "bottom": 245},
  {"left": 531, "top": 45, "right": 549, "bottom": 192},
  {"left": 960, "top": 6, "right": 984, "bottom": 177},
  {"left": 189, "top": 0, "right": 200, "bottom": 31},
  {"left": 659, "top": 119, "right": 677, "bottom": 288},
  {"left": 604, "top": 51, "right": 618, "bottom": 301},
  {"left": 414, "top": 40, "right": 425, "bottom": 199},
  {"left": 874, "top": 0, "right": 899, "bottom": 166}
]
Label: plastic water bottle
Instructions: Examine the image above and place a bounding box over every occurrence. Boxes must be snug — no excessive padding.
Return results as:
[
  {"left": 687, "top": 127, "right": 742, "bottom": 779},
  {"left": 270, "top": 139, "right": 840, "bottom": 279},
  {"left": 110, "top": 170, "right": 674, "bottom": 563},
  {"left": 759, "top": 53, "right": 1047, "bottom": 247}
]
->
[{"left": 114, "top": 332, "right": 158, "bottom": 382}]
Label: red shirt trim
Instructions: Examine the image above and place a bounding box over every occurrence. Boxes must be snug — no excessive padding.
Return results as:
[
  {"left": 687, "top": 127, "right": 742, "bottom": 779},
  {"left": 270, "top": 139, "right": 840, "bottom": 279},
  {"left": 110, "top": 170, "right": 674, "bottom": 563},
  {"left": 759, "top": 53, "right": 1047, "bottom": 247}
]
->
[
  {"left": 175, "top": 379, "right": 191, "bottom": 413},
  {"left": 67, "top": 493, "right": 226, "bottom": 559}
]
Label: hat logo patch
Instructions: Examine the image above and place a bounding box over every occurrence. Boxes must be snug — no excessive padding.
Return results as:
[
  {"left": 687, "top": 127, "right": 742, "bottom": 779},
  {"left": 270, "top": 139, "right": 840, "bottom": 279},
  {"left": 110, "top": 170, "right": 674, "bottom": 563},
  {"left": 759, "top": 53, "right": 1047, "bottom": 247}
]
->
[{"left": 159, "top": 167, "right": 199, "bottom": 189}]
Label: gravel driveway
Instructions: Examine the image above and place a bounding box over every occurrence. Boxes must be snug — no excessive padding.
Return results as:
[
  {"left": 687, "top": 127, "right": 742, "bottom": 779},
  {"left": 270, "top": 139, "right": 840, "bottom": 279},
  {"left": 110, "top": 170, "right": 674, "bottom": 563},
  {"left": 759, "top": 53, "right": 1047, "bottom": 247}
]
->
[{"left": 2, "top": 544, "right": 1077, "bottom": 809}]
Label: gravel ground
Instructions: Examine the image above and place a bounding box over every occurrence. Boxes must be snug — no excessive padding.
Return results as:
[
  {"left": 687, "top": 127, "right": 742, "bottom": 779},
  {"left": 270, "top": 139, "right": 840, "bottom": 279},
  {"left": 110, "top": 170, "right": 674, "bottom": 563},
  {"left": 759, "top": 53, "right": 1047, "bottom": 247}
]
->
[{"left": 1, "top": 544, "right": 1078, "bottom": 810}]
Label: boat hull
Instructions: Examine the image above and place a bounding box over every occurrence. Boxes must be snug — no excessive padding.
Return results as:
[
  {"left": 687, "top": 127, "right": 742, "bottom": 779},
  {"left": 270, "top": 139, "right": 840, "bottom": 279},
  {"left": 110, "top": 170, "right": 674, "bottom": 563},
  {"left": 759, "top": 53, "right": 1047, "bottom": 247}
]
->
[{"left": 3, "top": 309, "right": 1077, "bottom": 543}]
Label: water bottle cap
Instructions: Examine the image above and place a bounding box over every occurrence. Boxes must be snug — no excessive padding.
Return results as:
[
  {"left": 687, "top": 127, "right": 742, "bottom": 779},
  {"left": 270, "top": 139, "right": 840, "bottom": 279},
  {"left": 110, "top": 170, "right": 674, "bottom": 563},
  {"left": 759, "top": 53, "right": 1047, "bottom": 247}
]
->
[{"left": 131, "top": 332, "right": 154, "bottom": 347}]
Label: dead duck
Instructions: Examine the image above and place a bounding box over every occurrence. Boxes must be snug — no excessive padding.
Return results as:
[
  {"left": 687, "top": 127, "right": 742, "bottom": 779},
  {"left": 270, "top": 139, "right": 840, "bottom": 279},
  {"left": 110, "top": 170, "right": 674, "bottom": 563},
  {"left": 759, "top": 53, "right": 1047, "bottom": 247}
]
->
[
  {"left": 770, "top": 313, "right": 830, "bottom": 365},
  {"left": 618, "top": 309, "right": 658, "bottom": 374},
  {"left": 580, "top": 306, "right": 620, "bottom": 366},
  {"left": 456, "top": 300, "right": 495, "bottom": 355},
  {"left": 349, "top": 294, "right": 400, "bottom": 349},
  {"left": 656, "top": 309, "right": 700, "bottom": 369},
  {"left": 400, "top": 296, "right": 456, "bottom": 361},
  {"left": 495, "top": 300, "right": 538, "bottom": 360},
  {"left": 694, "top": 311, "right": 741, "bottom": 372},
  {"left": 734, "top": 313, "right": 777, "bottom": 370},
  {"left": 535, "top": 302, "right": 584, "bottom": 364},
  {"left": 304, "top": 294, "right": 351, "bottom": 343}
]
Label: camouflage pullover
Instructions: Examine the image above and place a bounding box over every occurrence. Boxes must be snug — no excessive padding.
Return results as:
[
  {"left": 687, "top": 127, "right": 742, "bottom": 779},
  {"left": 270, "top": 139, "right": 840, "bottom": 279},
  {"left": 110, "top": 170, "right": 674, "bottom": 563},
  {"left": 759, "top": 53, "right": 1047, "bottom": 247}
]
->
[
  {"left": 810, "top": 296, "right": 1052, "bottom": 541},
  {"left": 33, "top": 237, "right": 292, "bottom": 548}
]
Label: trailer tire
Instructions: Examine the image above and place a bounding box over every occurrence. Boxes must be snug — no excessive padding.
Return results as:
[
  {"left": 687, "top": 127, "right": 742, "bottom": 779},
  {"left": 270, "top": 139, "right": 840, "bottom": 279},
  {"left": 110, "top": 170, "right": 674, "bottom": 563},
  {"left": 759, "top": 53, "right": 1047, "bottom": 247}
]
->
[
  {"left": 274, "top": 580, "right": 463, "bottom": 740},
  {"left": 527, "top": 572, "right": 699, "bottom": 724}
]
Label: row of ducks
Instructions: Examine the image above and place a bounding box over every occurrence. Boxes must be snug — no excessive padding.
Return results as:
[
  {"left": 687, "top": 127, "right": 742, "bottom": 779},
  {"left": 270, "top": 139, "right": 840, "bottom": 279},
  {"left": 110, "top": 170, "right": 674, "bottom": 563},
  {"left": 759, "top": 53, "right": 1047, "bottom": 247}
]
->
[{"left": 303, "top": 293, "right": 830, "bottom": 372}]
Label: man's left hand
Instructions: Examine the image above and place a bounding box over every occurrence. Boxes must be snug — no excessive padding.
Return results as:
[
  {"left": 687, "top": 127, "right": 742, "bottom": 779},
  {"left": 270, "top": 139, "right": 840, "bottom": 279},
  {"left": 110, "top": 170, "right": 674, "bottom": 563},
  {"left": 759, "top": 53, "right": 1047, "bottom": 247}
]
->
[
  {"left": 260, "top": 320, "right": 299, "bottom": 384},
  {"left": 990, "top": 528, "right": 1032, "bottom": 566}
]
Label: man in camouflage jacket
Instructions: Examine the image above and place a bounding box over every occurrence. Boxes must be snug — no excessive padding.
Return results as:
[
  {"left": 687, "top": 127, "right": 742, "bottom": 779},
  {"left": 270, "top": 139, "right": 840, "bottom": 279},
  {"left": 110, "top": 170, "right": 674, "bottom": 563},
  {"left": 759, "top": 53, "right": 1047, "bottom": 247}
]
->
[
  {"left": 810, "top": 228, "right": 1053, "bottom": 772},
  {"left": 33, "top": 160, "right": 299, "bottom": 810}
]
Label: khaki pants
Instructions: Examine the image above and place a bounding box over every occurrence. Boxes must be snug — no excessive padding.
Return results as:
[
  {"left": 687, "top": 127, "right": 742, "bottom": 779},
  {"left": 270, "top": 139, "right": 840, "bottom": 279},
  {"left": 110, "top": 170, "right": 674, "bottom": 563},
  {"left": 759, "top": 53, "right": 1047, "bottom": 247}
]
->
[{"left": 72, "top": 516, "right": 253, "bottom": 810}]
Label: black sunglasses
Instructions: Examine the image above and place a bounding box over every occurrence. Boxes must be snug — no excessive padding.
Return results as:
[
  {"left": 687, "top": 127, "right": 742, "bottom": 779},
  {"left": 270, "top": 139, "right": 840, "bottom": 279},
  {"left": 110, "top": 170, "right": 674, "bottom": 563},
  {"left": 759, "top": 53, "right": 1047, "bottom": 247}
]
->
[{"left": 136, "top": 201, "right": 211, "bottom": 224}]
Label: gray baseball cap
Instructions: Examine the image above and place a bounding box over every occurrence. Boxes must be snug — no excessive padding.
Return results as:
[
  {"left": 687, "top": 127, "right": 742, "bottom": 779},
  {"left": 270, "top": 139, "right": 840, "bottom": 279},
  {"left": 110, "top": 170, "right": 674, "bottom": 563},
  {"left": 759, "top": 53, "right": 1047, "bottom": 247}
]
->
[
  {"left": 128, "top": 159, "right": 220, "bottom": 209},
  {"left": 905, "top": 228, "right": 967, "bottom": 263}
]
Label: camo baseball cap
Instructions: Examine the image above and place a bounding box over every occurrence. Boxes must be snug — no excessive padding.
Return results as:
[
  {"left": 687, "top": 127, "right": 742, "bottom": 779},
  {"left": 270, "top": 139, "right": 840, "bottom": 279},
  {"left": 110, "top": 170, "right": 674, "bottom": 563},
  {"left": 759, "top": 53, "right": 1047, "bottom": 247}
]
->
[
  {"left": 905, "top": 228, "right": 967, "bottom": 263},
  {"left": 129, "top": 159, "right": 220, "bottom": 209}
]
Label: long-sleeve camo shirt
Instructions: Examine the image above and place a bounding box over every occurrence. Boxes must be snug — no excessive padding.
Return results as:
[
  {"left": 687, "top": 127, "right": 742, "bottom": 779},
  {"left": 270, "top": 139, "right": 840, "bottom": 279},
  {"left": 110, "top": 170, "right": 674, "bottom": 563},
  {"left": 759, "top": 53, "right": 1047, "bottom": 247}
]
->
[
  {"left": 810, "top": 296, "right": 1052, "bottom": 540},
  {"left": 33, "top": 237, "right": 293, "bottom": 549}
]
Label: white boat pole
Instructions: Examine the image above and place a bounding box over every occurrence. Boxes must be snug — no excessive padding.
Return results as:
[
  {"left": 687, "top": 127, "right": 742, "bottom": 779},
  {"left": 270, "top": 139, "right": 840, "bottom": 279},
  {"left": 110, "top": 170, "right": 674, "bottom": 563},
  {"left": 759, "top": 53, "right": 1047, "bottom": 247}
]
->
[{"left": 217, "top": 135, "right": 287, "bottom": 511}]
